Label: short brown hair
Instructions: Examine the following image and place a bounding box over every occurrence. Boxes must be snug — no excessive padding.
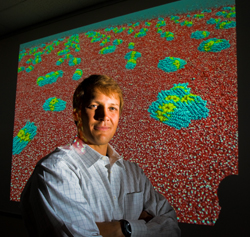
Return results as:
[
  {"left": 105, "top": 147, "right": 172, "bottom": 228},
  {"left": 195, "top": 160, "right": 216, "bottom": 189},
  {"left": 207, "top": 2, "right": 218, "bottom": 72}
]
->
[{"left": 73, "top": 74, "right": 124, "bottom": 114}]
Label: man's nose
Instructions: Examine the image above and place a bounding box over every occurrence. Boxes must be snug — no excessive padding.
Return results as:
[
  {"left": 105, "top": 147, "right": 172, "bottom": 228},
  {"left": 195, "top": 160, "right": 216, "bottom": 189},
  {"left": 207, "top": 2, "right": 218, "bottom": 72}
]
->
[{"left": 94, "top": 105, "right": 109, "bottom": 121}]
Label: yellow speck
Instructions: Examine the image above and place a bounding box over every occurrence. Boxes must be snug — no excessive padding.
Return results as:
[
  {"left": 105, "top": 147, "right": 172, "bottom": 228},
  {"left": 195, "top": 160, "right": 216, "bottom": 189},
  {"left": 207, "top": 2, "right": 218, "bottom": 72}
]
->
[
  {"left": 181, "top": 94, "right": 195, "bottom": 103},
  {"left": 128, "top": 59, "right": 136, "bottom": 64},
  {"left": 173, "top": 60, "right": 180, "bottom": 69},
  {"left": 165, "top": 95, "right": 180, "bottom": 102}
]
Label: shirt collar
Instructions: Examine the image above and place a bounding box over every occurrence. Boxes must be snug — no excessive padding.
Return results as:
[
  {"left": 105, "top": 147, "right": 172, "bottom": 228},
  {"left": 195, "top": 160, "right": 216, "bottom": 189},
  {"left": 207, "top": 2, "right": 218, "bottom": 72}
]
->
[{"left": 71, "top": 136, "right": 125, "bottom": 169}]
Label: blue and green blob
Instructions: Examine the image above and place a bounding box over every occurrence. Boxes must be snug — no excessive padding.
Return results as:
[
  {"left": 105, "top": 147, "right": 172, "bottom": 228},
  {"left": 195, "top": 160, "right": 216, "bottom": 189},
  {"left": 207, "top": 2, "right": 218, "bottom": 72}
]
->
[
  {"left": 69, "top": 57, "right": 81, "bottom": 66},
  {"left": 170, "top": 16, "right": 179, "bottom": 21},
  {"left": 33, "top": 56, "right": 42, "bottom": 64},
  {"left": 180, "top": 20, "right": 193, "bottom": 27},
  {"left": 198, "top": 38, "right": 230, "bottom": 52},
  {"left": 207, "top": 18, "right": 221, "bottom": 25},
  {"left": 33, "top": 52, "right": 43, "bottom": 57},
  {"left": 43, "top": 97, "right": 66, "bottom": 111},
  {"left": 64, "top": 54, "right": 73, "bottom": 59},
  {"left": 26, "top": 65, "right": 34, "bottom": 73},
  {"left": 128, "top": 28, "right": 134, "bottom": 34},
  {"left": 216, "top": 11, "right": 236, "bottom": 18},
  {"left": 157, "top": 28, "right": 163, "bottom": 34},
  {"left": 99, "top": 45, "right": 116, "bottom": 54},
  {"left": 191, "top": 31, "right": 210, "bottom": 39},
  {"left": 64, "top": 34, "right": 80, "bottom": 52},
  {"left": 128, "top": 42, "right": 135, "bottom": 49},
  {"left": 132, "top": 22, "right": 140, "bottom": 27},
  {"left": 148, "top": 83, "right": 209, "bottom": 129},
  {"left": 56, "top": 54, "right": 73, "bottom": 65},
  {"left": 156, "top": 20, "right": 166, "bottom": 28},
  {"left": 171, "top": 15, "right": 180, "bottom": 23},
  {"left": 29, "top": 47, "right": 38, "bottom": 55},
  {"left": 160, "top": 31, "right": 174, "bottom": 41},
  {"left": 158, "top": 57, "right": 187, "bottom": 73},
  {"left": 113, "top": 27, "right": 126, "bottom": 33},
  {"left": 37, "top": 70, "right": 63, "bottom": 86},
  {"left": 56, "top": 58, "right": 65, "bottom": 66},
  {"left": 100, "top": 37, "right": 111, "bottom": 46},
  {"left": 193, "top": 14, "right": 204, "bottom": 19},
  {"left": 18, "top": 66, "right": 25, "bottom": 73},
  {"left": 20, "top": 49, "right": 26, "bottom": 54},
  {"left": 85, "top": 31, "right": 100, "bottom": 38},
  {"left": 26, "top": 58, "right": 33, "bottom": 64},
  {"left": 12, "top": 121, "right": 37, "bottom": 155},
  {"left": 53, "top": 40, "right": 60, "bottom": 46},
  {"left": 222, "top": 6, "right": 235, "bottom": 12},
  {"left": 21, "top": 49, "right": 43, "bottom": 64},
  {"left": 134, "top": 28, "right": 148, "bottom": 38},
  {"left": 72, "top": 69, "right": 83, "bottom": 80},
  {"left": 85, "top": 31, "right": 105, "bottom": 43},
  {"left": 124, "top": 51, "right": 141, "bottom": 69},
  {"left": 91, "top": 37, "right": 101, "bottom": 43},
  {"left": 216, "top": 20, "right": 236, "bottom": 29},
  {"left": 44, "top": 45, "right": 54, "bottom": 54},
  {"left": 105, "top": 27, "right": 114, "bottom": 32},
  {"left": 113, "top": 39, "right": 123, "bottom": 45},
  {"left": 19, "top": 52, "right": 27, "bottom": 62},
  {"left": 57, "top": 49, "right": 70, "bottom": 56}
]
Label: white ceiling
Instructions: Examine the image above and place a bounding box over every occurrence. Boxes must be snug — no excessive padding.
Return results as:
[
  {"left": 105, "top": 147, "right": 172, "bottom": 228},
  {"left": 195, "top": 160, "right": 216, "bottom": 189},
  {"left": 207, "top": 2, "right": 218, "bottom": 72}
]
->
[{"left": 0, "top": 0, "right": 114, "bottom": 38}]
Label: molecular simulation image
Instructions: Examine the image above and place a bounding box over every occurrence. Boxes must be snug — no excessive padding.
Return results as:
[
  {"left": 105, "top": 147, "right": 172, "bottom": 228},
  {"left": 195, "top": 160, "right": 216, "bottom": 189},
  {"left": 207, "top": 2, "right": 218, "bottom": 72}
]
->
[{"left": 12, "top": 0, "right": 237, "bottom": 226}]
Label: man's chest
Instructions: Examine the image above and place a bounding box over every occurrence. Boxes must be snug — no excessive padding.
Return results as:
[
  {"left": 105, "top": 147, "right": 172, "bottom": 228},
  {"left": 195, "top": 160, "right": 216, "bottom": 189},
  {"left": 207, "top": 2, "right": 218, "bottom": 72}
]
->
[{"left": 79, "top": 162, "right": 144, "bottom": 221}]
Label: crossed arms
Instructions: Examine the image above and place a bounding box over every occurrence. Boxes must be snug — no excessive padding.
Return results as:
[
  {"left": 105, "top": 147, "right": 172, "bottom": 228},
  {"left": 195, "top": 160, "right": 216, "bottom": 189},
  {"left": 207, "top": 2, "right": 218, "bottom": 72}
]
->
[{"left": 21, "top": 150, "right": 181, "bottom": 237}]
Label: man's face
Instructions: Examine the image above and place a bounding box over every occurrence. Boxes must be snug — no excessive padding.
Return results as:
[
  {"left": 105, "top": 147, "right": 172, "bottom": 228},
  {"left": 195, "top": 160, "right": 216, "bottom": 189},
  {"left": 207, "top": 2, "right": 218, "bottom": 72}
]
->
[{"left": 75, "top": 88, "right": 120, "bottom": 147}]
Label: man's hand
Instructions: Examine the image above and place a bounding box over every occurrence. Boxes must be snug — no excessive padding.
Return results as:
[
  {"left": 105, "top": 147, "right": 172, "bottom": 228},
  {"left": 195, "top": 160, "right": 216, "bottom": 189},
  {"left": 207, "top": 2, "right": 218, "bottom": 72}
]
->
[
  {"left": 96, "top": 211, "right": 153, "bottom": 237},
  {"left": 139, "top": 210, "right": 154, "bottom": 223},
  {"left": 96, "top": 221, "right": 125, "bottom": 237}
]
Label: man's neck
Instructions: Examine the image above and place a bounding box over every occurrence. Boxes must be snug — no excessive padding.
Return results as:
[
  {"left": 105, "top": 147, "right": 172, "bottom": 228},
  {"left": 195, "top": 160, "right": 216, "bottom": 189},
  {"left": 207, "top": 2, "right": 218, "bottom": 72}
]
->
[
  {"left": 88, "top": 143, "right": 118, "bottom": 166},
  {"left": 88, "top": 144, "right": 108, "bottom": 156},
  {"left": 74, "top": 136, "right": 118, "bottom": 166}
]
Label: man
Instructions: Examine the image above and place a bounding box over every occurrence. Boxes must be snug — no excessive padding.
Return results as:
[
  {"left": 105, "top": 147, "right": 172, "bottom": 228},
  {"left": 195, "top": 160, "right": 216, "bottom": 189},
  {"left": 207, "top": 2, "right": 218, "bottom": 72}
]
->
[{"left": 21, "top": 74, "right": 181, "bottom": 237}]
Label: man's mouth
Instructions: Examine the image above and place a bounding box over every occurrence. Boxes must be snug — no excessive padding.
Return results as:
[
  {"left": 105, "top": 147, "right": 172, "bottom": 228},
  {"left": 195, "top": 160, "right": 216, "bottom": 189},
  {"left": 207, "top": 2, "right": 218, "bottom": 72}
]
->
[{"left": 94, "top": 126, "right": 110, "bottom": 131}]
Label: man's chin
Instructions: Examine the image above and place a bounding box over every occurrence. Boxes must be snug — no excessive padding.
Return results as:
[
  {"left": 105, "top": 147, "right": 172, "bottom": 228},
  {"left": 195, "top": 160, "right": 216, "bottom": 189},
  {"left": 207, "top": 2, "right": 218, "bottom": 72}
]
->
[
  {"left": 96, "top": 139, "right": 111, "bottom": 146},
  {"left": 92, "top": 135, "right": 112, "bottom": 146}
]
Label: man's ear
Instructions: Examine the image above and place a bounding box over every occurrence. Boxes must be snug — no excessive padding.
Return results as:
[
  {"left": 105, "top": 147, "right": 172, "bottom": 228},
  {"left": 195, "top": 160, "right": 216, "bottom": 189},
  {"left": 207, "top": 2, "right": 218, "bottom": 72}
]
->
[{"left": 73, "top": 109, "right": 81, "bottom": 123}]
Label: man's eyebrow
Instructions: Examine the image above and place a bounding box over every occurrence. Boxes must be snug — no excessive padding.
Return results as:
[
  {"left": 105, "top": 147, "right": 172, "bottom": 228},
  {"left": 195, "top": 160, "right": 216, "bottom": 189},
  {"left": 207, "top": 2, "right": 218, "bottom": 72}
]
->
[
  {"left": 109, "top": 103, "right": 119, "bottom": 106},
  {"left": 91, "top": 101, "right": 119, "bottom": 106}
]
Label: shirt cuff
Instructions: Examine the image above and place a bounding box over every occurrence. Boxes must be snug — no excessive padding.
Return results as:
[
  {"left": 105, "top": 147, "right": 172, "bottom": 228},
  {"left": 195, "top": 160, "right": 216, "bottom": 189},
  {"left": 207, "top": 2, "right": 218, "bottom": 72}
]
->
[{"left": 127, "top": 219, "right": 147, "bottom": 237}]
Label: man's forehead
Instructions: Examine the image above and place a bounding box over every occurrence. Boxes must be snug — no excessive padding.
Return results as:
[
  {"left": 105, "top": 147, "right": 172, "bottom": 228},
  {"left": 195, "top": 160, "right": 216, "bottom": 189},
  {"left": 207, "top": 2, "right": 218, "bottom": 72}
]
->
[
  {"left": 85, "top": 87, "right": 120, "bottom": 103},
  {"left": 93, "top": 88, "right": 119, "bottom": 98}
]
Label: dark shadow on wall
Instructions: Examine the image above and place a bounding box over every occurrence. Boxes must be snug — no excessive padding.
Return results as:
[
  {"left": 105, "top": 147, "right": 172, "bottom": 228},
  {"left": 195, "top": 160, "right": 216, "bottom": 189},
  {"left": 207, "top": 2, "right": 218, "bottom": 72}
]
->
[
  {"left": 0, "top": 211, "right": 28, "bottom": 237},
  {"left": 213, "top": 174, "right": 250, "bottom": 237},
  {"left": 180, "top": 174, "right": 250, "bottom": 237}
]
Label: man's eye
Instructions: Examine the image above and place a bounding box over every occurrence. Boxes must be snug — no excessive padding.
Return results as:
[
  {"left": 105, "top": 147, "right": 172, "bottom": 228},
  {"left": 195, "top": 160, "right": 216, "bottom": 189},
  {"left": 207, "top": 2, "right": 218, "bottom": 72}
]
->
[
  {"left": 89, "top": 104, "right": 97, "bottom": 109},
  {"left": 110, "top": 107, "right": 117, "bottom": 111}
]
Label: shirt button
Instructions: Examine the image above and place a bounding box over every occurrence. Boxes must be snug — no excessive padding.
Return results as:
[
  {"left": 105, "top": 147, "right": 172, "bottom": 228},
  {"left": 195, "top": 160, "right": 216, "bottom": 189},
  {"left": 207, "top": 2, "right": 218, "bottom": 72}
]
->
[{"left": 113, "top": 196, "right": 116, "bottom": 199}]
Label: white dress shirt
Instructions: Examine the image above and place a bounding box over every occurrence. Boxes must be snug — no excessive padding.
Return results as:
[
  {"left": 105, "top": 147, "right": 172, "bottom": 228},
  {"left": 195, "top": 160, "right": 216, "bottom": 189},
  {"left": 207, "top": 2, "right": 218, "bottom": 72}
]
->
[{"left": 21, "top": 137, "right": 181, "bottom": 237}]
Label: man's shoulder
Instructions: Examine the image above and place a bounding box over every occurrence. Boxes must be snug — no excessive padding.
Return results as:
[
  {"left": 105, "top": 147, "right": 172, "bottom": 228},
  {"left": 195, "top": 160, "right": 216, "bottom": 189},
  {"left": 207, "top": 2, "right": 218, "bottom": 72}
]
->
[
  {"left": 122, "top": 159, "right": 144, "bottom": 173},
  {"left": 36, "top": 145, "right": 75, "bottom": 169}
]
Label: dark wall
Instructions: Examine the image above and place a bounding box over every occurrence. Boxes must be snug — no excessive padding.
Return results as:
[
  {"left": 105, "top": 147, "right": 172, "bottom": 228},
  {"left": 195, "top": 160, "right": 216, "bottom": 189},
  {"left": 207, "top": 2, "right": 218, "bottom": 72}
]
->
[{"left": 0, "top": 0, "right": 249, "bottom": 236}]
